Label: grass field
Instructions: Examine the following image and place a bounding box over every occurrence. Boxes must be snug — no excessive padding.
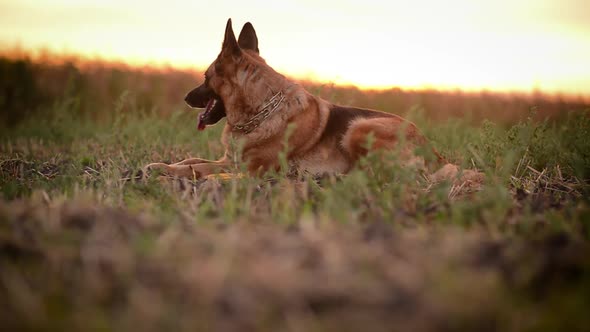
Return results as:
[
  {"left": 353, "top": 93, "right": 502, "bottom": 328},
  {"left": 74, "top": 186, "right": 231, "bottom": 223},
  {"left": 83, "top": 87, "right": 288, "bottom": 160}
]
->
[{"left": 1, "top": 55, "right": 590, "bottom": 331}]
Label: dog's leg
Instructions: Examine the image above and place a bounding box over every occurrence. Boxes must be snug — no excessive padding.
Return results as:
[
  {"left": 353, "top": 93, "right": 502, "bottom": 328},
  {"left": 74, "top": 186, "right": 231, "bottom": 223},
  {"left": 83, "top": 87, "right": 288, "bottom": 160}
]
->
[
  {"left": 204, "top": 173, "right": 244, "bottom": 180},
  {"left": 145, "top": 158, "right": 231, "bottom": 179},
  {"left": 173, "top": 158, "right": 220, "bottom": 166}
]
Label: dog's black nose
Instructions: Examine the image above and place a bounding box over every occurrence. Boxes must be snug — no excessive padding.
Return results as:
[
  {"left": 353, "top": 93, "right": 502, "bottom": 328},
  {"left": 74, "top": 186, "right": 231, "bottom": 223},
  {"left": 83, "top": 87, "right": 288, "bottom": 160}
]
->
[{"left": 184, "top": 91, "right": 197, "bottom": 107}]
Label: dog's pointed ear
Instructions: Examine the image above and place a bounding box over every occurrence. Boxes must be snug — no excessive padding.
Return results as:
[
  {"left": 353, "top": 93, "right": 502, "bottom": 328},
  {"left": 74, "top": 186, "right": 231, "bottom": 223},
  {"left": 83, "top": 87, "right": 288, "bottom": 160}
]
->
[
  {"left": 222, "top": 18, "right": 241, "bottom": 57},
  {"left": 238, "top": 22, "right": 259, "bottom": 54}
]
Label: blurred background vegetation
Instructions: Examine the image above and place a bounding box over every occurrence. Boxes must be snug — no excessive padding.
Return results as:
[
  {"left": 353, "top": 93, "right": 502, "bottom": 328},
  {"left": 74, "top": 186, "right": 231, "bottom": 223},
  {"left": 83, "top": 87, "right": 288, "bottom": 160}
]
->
[{"left": 2, "top": 51, "right": 588, "bottom": 128}]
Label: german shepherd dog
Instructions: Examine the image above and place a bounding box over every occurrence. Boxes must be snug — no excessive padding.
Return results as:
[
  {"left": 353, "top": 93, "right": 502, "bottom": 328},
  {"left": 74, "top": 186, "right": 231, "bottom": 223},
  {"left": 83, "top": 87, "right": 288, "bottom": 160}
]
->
[{"left": 146, "top": 19, "right": 479, "bottom": 184}]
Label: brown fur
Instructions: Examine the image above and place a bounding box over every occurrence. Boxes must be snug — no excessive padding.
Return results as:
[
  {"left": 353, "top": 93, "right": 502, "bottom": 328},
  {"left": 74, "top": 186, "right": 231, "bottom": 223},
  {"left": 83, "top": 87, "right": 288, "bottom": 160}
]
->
[{"left": 146, "top": 19, "right": 479, "bottom": 185}]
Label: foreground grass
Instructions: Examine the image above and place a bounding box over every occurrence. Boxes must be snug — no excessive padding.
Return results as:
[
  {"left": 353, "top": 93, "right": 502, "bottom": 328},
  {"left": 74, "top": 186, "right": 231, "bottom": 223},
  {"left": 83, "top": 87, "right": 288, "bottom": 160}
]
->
[{"left": 1, "top": 103, "right": 590, "bottom": 331}]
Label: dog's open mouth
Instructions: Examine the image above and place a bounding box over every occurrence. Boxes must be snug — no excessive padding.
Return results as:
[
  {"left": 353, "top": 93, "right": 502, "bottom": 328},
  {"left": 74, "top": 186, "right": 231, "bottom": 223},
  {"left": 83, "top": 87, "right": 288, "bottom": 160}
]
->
[
  {"left": 185, "top": 83, "right": 227, "bottom": 130},
  {"left": 198, "top": 99, "right": 217, "bottom": 130},
  {"left": 197, "top": 98, "right": 226, "bottom": 131}
]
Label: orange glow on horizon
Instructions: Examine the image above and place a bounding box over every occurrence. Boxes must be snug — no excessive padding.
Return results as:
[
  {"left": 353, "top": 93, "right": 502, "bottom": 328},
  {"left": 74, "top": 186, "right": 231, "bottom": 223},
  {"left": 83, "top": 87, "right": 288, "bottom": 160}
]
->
[{"left": 1, "top": 0, "right": 589, "bottom": 96}]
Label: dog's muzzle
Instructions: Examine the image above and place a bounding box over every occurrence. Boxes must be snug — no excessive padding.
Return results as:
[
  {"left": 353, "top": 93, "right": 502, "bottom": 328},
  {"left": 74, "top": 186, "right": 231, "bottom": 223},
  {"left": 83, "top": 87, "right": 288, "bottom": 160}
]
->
[{"left": 185, "top": 84, "right": 226, "bottom": 130}]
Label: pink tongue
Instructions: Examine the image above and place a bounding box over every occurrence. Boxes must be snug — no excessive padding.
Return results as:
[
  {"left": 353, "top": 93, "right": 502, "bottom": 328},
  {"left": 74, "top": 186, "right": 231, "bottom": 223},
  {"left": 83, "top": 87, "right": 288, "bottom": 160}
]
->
[
  {"left": 197, "top": 99, "right": 214, "bottom": 131},
  {"left": 197, "top": 113, "right": 206, "bottom": 131}
]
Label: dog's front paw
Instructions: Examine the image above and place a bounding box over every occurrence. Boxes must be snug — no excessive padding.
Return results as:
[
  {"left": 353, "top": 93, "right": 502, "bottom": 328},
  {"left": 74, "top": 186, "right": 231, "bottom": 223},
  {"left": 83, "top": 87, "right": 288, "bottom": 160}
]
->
[{"left": 144, "top": 163, "right": 172, "bottom": 177}]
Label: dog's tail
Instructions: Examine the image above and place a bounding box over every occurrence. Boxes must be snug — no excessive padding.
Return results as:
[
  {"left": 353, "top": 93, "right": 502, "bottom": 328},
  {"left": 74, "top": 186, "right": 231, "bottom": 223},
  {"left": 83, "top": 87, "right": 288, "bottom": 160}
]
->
[
  {"left": 429, "top": 163, "right": 486, "bottom": 191},
  {"left": 428, "top": 145, "right": 484, "bottom": 186}
]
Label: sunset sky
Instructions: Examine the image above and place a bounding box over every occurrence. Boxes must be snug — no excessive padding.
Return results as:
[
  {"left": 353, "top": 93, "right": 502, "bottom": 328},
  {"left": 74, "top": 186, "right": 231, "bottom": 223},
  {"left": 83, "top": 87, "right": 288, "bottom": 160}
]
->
[{"left": 1, "top": 0, "right": 589, "bottom": 95}]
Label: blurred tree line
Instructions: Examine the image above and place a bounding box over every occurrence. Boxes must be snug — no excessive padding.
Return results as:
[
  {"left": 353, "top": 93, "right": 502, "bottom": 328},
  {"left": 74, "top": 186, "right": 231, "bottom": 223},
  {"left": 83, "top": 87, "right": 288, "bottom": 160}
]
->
[
  {"left": 1, "top": 53, "right": 588, "bottom": 128},
  {"left": 0, "top": 54, "right": 198, "bottom": 127}
]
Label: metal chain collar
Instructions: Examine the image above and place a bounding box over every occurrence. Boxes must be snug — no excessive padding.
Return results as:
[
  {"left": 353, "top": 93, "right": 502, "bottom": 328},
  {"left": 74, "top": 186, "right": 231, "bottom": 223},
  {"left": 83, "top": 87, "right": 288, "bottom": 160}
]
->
[{"left": 232, "top": 90, "right": 285, "bottom": 134}]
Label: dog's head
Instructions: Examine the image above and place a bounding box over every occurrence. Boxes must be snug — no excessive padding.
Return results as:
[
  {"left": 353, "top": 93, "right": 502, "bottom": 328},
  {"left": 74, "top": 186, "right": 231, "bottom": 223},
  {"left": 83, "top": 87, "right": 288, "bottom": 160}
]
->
[{"left": 185, "top": 19, "right": 261, "bottom": 130}]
